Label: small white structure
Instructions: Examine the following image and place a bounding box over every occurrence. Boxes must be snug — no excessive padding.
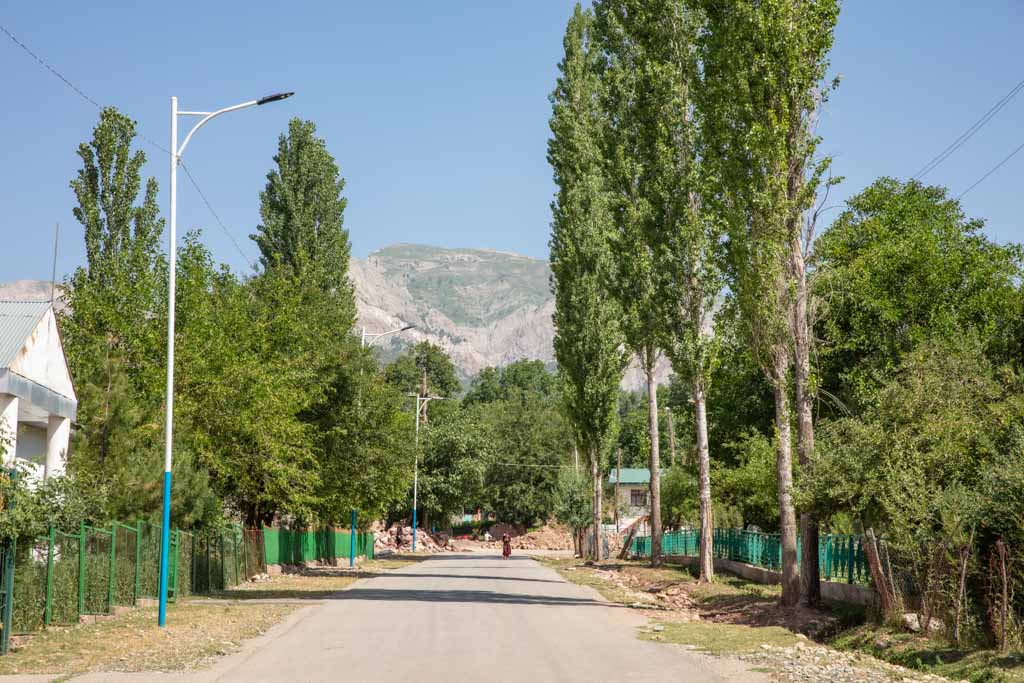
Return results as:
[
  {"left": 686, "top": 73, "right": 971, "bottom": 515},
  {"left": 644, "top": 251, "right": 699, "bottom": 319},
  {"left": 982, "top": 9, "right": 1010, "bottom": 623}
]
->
[{"left": 0, "top": 301, "right": 77, "bottom": 480}]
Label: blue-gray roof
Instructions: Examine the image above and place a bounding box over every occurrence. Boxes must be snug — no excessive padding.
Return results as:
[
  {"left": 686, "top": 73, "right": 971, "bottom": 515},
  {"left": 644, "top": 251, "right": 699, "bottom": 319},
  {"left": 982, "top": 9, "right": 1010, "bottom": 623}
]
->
[{"left": 0, "top": 300, "right": 52, "bottom": 369}]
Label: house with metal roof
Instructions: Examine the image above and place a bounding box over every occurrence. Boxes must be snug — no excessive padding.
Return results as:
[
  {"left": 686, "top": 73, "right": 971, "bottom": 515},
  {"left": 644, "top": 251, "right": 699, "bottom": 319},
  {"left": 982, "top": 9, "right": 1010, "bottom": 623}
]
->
[
  {"left": 608, "top": 468, "right": 653, "bottom": 520},
  {"left": 0, "top": 300, "right": 77, "bottom": 480}
]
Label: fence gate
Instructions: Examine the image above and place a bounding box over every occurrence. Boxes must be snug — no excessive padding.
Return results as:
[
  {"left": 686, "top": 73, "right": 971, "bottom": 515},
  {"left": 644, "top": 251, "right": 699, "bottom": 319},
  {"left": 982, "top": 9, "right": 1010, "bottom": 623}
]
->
[{"left": 0, "top": 537, "right": 14, "bottom": 654}]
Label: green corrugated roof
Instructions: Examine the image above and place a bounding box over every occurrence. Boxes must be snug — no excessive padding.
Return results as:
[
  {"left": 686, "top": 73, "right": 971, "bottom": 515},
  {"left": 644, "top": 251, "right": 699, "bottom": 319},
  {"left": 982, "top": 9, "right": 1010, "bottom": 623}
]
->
[
  {"left": 608, "top": 468, "right": 650, "bottom": 485},
  {"left": 0, "top": 300, "right": 51, "bottom": 369}
]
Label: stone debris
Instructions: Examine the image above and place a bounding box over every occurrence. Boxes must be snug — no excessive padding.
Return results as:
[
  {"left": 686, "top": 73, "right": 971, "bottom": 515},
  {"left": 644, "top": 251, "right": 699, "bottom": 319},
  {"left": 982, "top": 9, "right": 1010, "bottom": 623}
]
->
[
  {"left": 478, "top": 524, "right": 575, "bottom": 551},
  {"left": 738, "top": 644, "right": 963, "bottom": 683},
  {"left": 373, "top": 525, "right": 454, "bottom": 554}
]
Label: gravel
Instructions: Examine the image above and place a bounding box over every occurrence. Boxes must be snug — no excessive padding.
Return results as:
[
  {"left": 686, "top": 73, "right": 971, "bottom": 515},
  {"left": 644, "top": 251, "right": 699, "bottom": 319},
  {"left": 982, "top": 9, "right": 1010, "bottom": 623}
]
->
[{"left": 738, "top": 642, "right": 966, "bottom": 683}]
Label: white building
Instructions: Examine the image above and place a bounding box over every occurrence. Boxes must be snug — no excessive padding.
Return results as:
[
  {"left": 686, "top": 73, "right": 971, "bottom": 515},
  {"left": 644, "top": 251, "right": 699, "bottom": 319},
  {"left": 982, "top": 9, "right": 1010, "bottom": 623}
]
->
[{"left": 0, "top": 300, "right": 77, "bottom": 480}]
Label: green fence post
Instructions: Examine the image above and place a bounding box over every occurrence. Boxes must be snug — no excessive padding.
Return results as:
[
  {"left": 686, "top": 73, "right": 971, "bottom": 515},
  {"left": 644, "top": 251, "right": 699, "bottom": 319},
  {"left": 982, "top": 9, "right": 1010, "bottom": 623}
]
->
[
  {"left": 847, "top": 537, "right": 856, "bottom": 584},
  {"left": 134, "top": 521, "right": 142, "bottom": 602},
  {"left": 107, "top": 525, "right": 116, "bottom": 612},
  {"left": 43, "top": 526, "right": 56, "bottom": 627},
  {"left": 173, "top": 531, "right": 180, "bottom": 600},
  {"left": 1, "top": 537, "right": 15, "bottom": 655},
  {"left": 77, "top": 522, "right": 86, "bottom": 618}
]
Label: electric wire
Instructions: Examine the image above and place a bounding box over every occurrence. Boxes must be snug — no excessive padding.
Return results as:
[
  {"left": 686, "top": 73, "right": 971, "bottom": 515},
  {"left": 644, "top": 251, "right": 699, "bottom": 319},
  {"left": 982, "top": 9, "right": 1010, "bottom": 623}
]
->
[
  {"left": 2, "top": 21, "right": 254, "bottom": 265},
  {"left": 912, "top": 77, "right": 1024, "bottom": 180},
  {"left": 956, "top": 140, "right": 1024, "bottom": 200}
]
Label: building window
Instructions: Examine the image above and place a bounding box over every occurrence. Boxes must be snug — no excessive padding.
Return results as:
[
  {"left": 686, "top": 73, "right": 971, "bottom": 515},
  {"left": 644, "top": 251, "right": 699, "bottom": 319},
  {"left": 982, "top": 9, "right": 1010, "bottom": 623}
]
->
[{"left": 630, "top": 490, "right": 648, "bottom": 508}]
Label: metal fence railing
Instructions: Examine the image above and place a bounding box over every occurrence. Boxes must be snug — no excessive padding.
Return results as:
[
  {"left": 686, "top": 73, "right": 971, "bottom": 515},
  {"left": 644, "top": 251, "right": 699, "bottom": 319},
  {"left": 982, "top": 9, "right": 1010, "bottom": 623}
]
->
[
  {"left": 0, "top": 521, "right": 374, "bottom": 652},
  {"left": 631, "top": 528, "right": 869, "bottom": 585}
]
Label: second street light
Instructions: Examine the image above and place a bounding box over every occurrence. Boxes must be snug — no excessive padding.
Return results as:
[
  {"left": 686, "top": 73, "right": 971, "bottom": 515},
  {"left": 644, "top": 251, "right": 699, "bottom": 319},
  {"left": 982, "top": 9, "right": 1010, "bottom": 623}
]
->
[
  {"left": 361, "top": 324, "right": 415, "bottom": 348},
  {"left": 158, "top": 91, "right": 293, "bottom": 628}
]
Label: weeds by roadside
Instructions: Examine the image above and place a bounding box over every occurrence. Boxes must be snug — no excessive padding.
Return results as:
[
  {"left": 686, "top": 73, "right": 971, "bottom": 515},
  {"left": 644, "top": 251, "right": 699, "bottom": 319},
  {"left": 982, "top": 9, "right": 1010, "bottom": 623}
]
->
[{"left": 0, "top": 603, "right": 297, "bottom": 676}]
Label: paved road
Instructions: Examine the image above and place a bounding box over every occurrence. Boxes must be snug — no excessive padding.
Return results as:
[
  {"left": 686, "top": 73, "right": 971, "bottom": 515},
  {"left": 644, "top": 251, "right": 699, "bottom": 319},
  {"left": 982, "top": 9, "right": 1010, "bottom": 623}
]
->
[{"left": 205, "top": 552, "right": 725, "bottom": 683}]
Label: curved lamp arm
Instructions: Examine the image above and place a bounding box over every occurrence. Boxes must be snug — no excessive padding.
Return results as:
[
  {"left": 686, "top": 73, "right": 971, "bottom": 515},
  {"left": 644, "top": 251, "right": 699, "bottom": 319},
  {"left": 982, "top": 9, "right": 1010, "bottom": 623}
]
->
[{"left": 176, "top": 92, "right": 293, "bottom": 159}]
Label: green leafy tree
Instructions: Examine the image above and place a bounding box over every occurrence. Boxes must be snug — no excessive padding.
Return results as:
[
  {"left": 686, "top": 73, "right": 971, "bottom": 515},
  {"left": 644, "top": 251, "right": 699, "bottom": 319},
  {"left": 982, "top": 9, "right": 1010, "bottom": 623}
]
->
[
  {"left": 549, "top": 4, "right": 628, "bottom": 559},
  {"left": 416, "top": 412, "right": 489, "bottom": 528},
  {"left": 554, "top": 470, "right": 594, "bottom": 556},
  {"left": 314, "top": 345, "right": 416, "bottom": 525},
  {"left": 62, "top": 108, "right": 218, "bottom": 527},
  {"left": 174, "top": 239, "right": 321, "bottom": 526},
  {"left": 814, "top": 177, "right": 1024, "bottom": 411},
  {"left": 385, "top": 341, "right": 461, "bottom": 400},
  {"left": 660, "top": 467, "right": 699, "bottom": 531},
  {"left": 698, "top": 0, "right": 840, "bottom": 605},
  {"left": 593, "top": 0, "right": 670, "bottom": 565},
  {"left": 253, "top": 117, "right": 355, "bottom": 306}
]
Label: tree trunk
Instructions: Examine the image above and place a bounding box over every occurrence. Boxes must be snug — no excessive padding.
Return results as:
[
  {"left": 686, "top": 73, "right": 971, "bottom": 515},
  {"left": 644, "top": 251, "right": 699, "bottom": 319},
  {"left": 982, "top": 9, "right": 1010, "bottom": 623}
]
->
[
  {"left": 772, "top": 347, "right": 800, "bottom": 606},
  {"left": 693, "top": 379, "right": 714, "bottom": 582},
  {"left": 645, "top": 349, "right": 663, "bottom": 567},
  {"left": 591, "top": 448, "right": 602, "bottom": 560},
  {"left": 791, "top": 236, "right": 821, "bottom": 607}
]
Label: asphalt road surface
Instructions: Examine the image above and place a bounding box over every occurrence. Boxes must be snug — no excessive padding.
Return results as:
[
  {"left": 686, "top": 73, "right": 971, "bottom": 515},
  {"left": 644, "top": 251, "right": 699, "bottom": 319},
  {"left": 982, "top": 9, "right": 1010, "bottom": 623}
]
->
[{"left": 207, "top": 552, "right": 726, "bottom": 683}]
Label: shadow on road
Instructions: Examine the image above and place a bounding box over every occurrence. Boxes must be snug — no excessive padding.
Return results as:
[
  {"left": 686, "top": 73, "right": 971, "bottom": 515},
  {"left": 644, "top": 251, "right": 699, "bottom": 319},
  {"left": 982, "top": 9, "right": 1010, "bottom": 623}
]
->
[{"left": 331, "top": 587, "right": 618, "bottom": 607}]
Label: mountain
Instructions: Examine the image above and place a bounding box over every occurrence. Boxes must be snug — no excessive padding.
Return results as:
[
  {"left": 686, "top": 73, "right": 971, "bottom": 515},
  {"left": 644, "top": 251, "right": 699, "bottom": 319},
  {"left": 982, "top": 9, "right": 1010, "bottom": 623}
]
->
[
  {"left": 349, "top": 244, "right": 669, "bottom": 389},
  {"left": 350, "top": 244, "right": 557, "bottom": 381}
]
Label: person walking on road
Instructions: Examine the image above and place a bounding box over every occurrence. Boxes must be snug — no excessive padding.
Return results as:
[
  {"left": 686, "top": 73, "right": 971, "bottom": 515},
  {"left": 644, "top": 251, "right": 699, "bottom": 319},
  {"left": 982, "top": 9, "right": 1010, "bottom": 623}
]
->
[{"left": 502, "top": 532, "right": 512, "bottom": 559}]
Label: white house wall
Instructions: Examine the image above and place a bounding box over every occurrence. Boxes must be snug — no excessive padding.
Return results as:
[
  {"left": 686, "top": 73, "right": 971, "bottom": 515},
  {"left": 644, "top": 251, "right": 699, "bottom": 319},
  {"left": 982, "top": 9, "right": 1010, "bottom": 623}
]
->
[{"left": 9, "top": 309, "right": 76, "bottom": 402}]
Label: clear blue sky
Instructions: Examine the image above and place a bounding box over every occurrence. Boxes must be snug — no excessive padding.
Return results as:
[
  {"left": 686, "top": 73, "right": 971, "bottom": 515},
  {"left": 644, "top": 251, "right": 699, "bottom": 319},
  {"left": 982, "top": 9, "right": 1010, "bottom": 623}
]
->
[{"left": 2, "top": 2, "right": 1022, "bottom": 282}]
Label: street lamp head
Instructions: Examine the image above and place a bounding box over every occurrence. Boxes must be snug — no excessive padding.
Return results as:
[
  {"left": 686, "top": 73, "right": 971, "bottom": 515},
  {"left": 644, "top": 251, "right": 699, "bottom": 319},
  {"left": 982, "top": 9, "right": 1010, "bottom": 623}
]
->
[
  {"left": 256, "top": 91, "right": 295, "bottom": 106},
  {"left": 400, "top": 325, "right": 416, "bottom": 332}
]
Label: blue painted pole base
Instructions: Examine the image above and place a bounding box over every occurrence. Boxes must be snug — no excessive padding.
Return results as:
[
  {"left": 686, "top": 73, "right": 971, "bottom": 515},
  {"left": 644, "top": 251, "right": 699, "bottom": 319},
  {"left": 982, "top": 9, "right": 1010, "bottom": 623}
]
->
[
  {"left": 157, "top": 471, "right": 172, "bottom": 627},
  {"left": 412, "top": 509, "right": 418, "bottom": 552}
]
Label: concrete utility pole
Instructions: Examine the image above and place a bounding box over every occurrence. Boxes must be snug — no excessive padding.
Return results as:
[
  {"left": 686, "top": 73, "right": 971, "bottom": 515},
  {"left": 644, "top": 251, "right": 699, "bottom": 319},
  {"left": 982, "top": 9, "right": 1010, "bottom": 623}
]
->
[
  {"left": 666, "top": 407, "right": 677, "bottom": 466},
  {"left": 410, "top": 389, "right": 445, "bottom": 552},
  {"left": 615, "top": 448, "right": 622, "bottom": 532}
]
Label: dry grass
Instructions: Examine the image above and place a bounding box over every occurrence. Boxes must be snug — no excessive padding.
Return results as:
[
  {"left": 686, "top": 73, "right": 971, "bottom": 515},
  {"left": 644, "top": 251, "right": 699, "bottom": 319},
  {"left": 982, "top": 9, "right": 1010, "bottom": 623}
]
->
[
  {"left": 0, "top": 603, "right": 297, "bottom": 676},
  {"left": 200, "top": 556, "right": 424, "bottom": 601},
  {"left": 639, "top": 621, "right": 802, "bottom": 654}
]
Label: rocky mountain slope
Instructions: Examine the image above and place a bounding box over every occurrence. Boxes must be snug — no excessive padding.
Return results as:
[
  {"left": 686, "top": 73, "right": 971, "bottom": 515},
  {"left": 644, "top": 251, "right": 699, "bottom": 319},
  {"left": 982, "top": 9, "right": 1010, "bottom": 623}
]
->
[
  {"left": 350, "top": 244, "right": 668, "bottom": 389},
  {"left": 350, "top": 244, "right": 557, "bottom": 380}
]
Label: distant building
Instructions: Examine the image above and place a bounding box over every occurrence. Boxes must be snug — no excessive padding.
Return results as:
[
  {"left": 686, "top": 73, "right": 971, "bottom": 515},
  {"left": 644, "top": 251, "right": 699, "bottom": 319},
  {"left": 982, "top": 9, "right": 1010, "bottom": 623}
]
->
[
  {"left": 0, "top": 301, "right": 77, "bottom": 481},
  {"left": 608, "top": 468, "right": 652, "bottom": 518}
]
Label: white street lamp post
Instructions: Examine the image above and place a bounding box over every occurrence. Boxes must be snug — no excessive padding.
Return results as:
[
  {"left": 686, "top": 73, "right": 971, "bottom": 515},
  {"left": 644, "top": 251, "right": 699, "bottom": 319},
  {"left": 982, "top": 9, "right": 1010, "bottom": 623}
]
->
[
  {"left": 361, "top": 324, "right": 415, "bottom": 348},
  {"left": 159, "top": 92, "right": 293, "bottom": 628}
]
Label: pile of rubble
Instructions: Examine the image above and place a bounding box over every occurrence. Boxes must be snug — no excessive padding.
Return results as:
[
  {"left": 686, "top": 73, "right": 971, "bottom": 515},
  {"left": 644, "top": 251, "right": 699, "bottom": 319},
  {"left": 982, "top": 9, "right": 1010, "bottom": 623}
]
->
[
  {"left": 481, "top": 524, "right": 575, "bottom": 551},
  {"left": 373, "top": 525, "right": 454, "bottom": 554}
]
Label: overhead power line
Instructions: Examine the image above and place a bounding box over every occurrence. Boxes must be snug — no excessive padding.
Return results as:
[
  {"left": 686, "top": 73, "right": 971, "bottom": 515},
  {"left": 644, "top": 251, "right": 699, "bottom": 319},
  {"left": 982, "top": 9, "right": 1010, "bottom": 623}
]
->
[
  {"left": 912, "top": 76, "right": 1024, "bottom": 181},
  {"left": 956, "top": 140, "right": 1024, "bottom": 200},
  {"left": 2, "top": 21, "right": 254, "bottom": 264}
]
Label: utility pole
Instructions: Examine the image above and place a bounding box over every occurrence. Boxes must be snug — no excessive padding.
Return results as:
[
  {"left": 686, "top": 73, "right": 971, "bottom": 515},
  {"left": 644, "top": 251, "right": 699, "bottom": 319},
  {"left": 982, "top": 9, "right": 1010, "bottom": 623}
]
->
[
  {"left": 410, "top": 387, "right": 445, "bottom": 553},
  {"left": 666, "top": 407, "right": 677, "bottom": 467},
  {"left": 615, "top": 448, "right": 622, "bottom": 532}
]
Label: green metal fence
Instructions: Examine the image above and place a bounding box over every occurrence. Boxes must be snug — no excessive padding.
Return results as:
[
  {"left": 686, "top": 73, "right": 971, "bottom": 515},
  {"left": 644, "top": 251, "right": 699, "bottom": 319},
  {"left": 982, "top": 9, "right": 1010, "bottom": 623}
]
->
[
  {"left": 0, "top": 522, "right": 370, "bottom": 649},
  {"left": 261, "top": 527, "right": 374, "bottom": 566},
  {"left": 631, "top": 528, "right": 868, "bottom": 584}
]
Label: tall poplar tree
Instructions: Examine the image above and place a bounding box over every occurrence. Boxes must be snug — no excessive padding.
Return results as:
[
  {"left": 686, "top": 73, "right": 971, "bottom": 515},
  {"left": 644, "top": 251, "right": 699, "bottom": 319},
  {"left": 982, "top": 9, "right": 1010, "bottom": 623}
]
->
[
  {"left": 598, "top": 0, "right": 725, "bottom": 580},
  {"left": 698, "top": 0, "right": 840, "bottom": 606},
  {"left": 595, "top": 0, "right": 666, "bottom": 567},
  {"left": 549, "top": 4, "right": 628, "bottom": 560}
]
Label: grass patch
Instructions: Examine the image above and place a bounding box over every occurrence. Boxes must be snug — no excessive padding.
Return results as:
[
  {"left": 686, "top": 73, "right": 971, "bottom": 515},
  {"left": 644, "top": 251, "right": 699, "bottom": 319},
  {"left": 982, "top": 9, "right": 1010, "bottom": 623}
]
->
[
  {"left": 640, "top": 621, "right": 802, "bottom": 655},
  {"left": 203, "top": 556, "right": 424, "bottom": 601},
  {"left": 536, "top": 557, "right": 644, "bottom": 605},
  {"left": 0, "top": 603, "right": 297, "bottom": 675},
  {"left": 832, "top": 625, "right": 1024, "bottom": 683}
]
